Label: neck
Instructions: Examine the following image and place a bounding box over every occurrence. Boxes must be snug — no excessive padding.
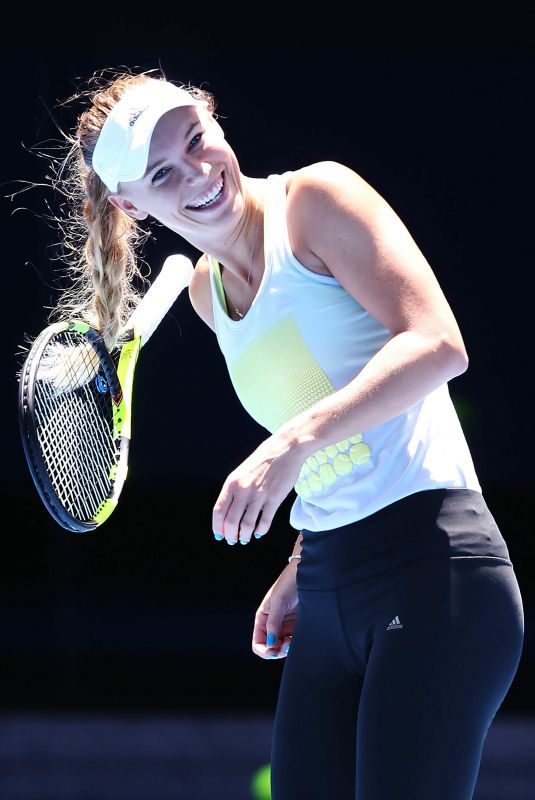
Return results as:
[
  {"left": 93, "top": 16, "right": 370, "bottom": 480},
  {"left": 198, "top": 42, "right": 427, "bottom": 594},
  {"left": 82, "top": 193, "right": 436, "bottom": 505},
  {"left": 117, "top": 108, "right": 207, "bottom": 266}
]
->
[
  {"left": 215, "top": 180, "right": 264, "bottom": 319},
  {"left": 210, "top": 178, "right": 264, "bottom": 283},
  {"left": 165, "top": 175, "right": 264, "bottom": 283}
]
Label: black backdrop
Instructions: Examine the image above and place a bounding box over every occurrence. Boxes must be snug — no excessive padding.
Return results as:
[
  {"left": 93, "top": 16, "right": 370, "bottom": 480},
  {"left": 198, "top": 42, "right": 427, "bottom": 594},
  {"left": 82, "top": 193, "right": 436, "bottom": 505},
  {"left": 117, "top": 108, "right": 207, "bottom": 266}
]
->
[{"left": 1, "top": 36, "right": 533, "bottom": 716}]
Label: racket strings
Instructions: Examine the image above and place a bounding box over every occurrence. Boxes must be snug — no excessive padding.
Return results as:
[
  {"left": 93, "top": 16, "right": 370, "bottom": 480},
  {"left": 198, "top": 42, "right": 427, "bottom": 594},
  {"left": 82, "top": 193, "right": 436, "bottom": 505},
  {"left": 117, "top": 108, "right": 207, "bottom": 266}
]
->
[
  {"left": 36, "top": 333, "right": 100, "bottom": 393},
  {"left": 36, "top": 385, "right": 118, "bottom": 518},
  {"left": 32, "top": 331, "right": 120, "bottom": 521},
  {"left": 38, "top": 404, "right": 116, "bottom": 515}
]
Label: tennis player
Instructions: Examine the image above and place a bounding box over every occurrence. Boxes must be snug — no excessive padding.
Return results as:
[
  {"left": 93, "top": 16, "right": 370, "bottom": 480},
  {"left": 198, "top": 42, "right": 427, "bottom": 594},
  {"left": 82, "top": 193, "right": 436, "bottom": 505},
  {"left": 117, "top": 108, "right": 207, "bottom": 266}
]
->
[{"left": 48, "top": 69, "right": 524, "bottom": 799}]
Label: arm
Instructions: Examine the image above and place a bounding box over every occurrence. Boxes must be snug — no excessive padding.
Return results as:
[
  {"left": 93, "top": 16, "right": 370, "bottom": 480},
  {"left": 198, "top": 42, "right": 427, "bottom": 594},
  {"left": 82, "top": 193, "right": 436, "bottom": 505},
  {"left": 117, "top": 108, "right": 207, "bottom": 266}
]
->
[
  {"left": 213, "top": 161, "right": 468, "bottom": 544},
  {"left": 289, "top": 531, "right": 303, "bottom": 560},
  {"left": 279, "top": 160, "right": 468, "bottom": 452},
  {"left": 188, "top": 253, "right": 216, "bottom": 332}
]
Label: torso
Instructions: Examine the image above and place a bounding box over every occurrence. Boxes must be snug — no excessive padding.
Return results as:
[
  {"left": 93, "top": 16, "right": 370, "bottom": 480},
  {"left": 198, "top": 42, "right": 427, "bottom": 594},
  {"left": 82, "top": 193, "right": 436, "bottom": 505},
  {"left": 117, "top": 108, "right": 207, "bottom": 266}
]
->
[{"left": 188, "top": 168, "right": 334, "bottom": 331}]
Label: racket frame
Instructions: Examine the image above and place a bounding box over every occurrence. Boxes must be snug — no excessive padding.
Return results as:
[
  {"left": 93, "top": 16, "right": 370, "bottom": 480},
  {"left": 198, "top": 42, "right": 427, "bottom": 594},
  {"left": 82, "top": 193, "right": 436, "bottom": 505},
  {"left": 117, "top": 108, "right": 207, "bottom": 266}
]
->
[
  {"left": 18, "top": 252, "right": 193, "bottom": 533},
  {"left": 18, "top": 320, "right": 140, "bottom": 533}
]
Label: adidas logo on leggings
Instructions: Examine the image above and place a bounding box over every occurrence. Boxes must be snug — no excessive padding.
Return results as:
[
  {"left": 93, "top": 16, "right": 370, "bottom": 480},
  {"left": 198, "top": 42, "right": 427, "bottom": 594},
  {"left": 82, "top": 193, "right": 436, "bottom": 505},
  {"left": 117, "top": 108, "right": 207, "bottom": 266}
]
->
[{"left": 386, "top": 616, "right": 404, "bottom": 631}]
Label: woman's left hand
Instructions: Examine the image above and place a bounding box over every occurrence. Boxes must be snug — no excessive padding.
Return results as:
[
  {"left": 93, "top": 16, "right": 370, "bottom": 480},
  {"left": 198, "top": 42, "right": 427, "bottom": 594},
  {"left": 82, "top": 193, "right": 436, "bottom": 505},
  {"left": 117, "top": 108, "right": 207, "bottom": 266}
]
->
[{"left": 212, "top": 434, "right": 306, "bottom": 544}]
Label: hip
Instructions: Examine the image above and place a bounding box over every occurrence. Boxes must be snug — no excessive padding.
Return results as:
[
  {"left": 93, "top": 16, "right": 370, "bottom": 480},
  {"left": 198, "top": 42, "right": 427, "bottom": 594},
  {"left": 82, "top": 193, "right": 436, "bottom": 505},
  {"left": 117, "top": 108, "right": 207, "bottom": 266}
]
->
[{"left": 297, "top": 488, "right": 513, "bottom": 591}]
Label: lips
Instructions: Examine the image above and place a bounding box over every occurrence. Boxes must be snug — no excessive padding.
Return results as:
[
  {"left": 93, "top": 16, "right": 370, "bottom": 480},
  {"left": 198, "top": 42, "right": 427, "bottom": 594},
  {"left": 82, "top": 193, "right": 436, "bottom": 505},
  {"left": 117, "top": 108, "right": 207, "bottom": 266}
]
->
[{"left": 186, "top": 173, "right": 225, "bottom": 210}]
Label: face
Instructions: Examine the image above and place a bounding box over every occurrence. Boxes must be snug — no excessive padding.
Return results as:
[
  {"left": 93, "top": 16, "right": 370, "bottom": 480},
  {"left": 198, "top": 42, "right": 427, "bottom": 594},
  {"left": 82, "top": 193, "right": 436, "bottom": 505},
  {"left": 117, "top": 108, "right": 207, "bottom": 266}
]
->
[{"left": 109, "top": 105, "right": 245, "bottom": 245}]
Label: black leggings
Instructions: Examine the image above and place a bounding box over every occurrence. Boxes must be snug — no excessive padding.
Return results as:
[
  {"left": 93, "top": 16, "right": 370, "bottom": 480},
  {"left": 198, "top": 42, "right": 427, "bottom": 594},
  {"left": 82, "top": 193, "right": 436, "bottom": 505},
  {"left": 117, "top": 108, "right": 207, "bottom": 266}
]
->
[{"left": 270, "top": 489, "right": 524, "bottom": 800}]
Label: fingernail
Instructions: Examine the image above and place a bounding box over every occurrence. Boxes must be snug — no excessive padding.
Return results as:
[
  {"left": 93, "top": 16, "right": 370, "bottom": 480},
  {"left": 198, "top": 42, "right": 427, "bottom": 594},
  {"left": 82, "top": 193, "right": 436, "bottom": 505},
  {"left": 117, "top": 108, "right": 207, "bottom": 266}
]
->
[
  {"left": 214, "top": 533, "right": 224, "bottom": 541},
  {"left": 254, "top": 532, "right": 263, "bottom": 539},
  {"left": 239, "top": 539, "right": 248, "bottom": 545},
  {"left": 266, "top": 633, "right": 276, "bottom": 647},
  {"left": 227, "top": 539, "right": 237, "bottom": 545},
  {"left": 284, "top": 644, "right": 290, "bottom": 653}
]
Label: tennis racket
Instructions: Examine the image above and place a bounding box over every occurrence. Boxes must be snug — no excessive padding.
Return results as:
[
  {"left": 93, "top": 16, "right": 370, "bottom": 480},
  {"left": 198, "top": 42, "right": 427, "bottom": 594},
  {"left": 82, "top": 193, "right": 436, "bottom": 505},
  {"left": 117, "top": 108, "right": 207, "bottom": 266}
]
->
[{"left": 18, "top": 253, "right": 194, "bottom": 533}]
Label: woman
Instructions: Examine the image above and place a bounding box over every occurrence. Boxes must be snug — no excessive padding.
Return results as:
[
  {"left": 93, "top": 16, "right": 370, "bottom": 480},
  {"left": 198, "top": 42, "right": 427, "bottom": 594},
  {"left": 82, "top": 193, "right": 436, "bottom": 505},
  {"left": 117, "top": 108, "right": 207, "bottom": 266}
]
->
[{"left": 49, "top": 69, "right": 524, "bottom": 799}]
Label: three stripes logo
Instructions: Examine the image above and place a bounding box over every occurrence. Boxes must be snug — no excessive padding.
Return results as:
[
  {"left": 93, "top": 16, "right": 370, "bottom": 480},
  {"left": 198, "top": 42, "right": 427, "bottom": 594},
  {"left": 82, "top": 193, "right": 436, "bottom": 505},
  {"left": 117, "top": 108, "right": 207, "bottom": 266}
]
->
[{"left": 386, "top": 616, "right": 403, "bottom": 631}]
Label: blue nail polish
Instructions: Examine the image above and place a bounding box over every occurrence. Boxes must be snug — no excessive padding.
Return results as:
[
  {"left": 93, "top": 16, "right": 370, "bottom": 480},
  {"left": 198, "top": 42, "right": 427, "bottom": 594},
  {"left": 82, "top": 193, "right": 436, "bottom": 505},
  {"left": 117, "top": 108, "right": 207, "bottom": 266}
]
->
[
  {"left": 227, "top": 539, "right": 237, "bottom": 545},
  {"left": 284, "top": 644, "right": 290, "bottom": 653},
  {"left": 266, "top": 633, "right": 276, "bottom": 647},
  {"left": 239, "top": 539, "right": 248, "bottom": 545},
  {"left": 214, "top": 533, "right": 224, "bottom": 541},
  {"left": 254, "top": 532, "right": 262, "bottom": 539}
]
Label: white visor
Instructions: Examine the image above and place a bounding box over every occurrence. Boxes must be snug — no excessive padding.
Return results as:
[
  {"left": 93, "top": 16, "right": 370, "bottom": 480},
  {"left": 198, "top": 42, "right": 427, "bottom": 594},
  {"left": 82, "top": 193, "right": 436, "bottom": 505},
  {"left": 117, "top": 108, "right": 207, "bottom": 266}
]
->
[{"left": 92, "top": 80, "right": 203, "bottom": 192}]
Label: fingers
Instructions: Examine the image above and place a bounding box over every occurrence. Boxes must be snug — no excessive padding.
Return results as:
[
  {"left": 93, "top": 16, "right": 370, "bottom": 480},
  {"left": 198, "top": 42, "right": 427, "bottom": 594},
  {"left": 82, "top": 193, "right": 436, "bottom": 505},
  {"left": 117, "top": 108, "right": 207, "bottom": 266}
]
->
[
  {"left": 212, "top": 490, "right": 279, "bottom": 545},
  {"left": 212, "top": 487, "right": 234, "bottom": 542},
  {"left": 252, "top": 633, "right": 292, "bottom": 660},
  {"left": 252, "top": 599, "right": 293, "bottom": 660},
  {"left": 247, "top": 499, "right": 278, "bottom": 542},
  {"left": 212, "top": 436, "right": 300, "bottom": 545}
]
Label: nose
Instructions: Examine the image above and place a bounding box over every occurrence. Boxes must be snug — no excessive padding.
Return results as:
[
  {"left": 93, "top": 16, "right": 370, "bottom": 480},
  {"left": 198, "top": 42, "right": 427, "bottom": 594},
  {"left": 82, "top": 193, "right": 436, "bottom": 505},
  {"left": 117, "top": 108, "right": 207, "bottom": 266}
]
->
[{"left": 184, "top": 159, "right": 211, "bottom": 185}]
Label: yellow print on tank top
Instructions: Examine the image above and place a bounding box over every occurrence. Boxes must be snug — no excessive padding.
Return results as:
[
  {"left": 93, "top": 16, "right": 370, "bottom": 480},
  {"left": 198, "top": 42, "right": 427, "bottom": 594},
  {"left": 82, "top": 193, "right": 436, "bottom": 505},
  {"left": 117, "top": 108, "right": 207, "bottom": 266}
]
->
[{"left": 228, "top": 314, "right": 371, "bottom": 497}]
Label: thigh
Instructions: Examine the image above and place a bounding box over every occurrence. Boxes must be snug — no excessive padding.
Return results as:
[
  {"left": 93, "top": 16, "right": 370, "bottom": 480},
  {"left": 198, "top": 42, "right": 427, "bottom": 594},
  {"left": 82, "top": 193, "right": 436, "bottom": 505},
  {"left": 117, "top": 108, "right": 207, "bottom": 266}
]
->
[
  {"left": 354, "top": 558, "right": 525, "bottom": 800},
  {"left": 270, "top": 589, "right": 364, "bottom": 800}
]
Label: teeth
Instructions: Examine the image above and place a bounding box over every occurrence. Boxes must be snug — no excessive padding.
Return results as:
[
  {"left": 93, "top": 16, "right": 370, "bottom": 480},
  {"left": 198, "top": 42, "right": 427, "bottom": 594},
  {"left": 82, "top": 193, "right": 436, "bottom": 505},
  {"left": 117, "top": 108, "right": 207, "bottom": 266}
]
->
[{"left": 190, "top": 176, "right": 224, "bottom": 208}]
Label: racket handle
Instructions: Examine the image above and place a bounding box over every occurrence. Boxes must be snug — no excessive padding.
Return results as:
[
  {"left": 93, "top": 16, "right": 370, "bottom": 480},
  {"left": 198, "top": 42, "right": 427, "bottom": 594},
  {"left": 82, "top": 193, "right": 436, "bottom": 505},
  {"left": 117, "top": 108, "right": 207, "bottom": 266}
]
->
[{"left": 130, "top": 254, "right": 194, "bottom": 345}]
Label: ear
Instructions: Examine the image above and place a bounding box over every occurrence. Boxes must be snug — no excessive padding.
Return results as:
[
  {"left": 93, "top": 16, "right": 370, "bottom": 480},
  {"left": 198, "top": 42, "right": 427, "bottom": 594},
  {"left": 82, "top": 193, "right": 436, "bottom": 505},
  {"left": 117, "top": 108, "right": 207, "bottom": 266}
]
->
[{"left": 107, "top": 194, "right": 148, "bottom": 221}]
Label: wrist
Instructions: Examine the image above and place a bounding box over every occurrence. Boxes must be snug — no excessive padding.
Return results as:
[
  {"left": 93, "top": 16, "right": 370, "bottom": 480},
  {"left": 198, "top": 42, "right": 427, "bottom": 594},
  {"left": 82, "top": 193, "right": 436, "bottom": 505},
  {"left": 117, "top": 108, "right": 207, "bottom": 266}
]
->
[
  {"left": 277, "top": 416, "right": 318, "bottom": 460},
  {"left": 287, "top": 531, "right": 303, "bottom": 566}
]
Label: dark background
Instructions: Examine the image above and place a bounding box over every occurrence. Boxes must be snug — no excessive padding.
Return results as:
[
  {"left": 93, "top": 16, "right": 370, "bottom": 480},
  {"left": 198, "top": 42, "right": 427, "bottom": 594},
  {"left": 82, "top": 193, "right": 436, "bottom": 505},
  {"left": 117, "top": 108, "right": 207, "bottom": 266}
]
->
[{"left": 1, "top": 33, "right": 533, "bottom": 718}]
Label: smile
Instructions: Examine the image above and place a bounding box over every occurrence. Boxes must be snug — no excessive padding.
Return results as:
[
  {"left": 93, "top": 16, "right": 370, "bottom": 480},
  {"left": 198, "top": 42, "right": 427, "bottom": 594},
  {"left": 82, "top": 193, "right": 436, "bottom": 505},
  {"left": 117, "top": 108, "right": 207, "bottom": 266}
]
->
[{"left": 187, "top": 174, "right": 225, "bottom": 210}]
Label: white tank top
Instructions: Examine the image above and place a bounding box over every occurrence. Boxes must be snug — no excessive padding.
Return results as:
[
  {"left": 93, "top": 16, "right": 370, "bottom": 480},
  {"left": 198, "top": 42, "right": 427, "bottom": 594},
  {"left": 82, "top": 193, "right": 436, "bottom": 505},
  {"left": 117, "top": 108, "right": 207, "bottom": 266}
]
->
[{"left": 208, "top": 171, "right": 481, "bottom": 531}]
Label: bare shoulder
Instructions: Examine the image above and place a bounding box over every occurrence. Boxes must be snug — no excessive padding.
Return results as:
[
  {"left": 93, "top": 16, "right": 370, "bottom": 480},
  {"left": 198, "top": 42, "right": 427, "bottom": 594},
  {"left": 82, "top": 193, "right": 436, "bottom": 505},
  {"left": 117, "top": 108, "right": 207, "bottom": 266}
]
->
[
  {"left": 287, "top": 160, "right": 381, "bottom": 211},
  {"left": 286, "top": 162, "right": 465, "bottom": 346},
  {"left": 285, "top": 162, "right": 383, "bottom": 275},
  {"left": 188, "top": 253, "right": 215, "bottom": 332}
]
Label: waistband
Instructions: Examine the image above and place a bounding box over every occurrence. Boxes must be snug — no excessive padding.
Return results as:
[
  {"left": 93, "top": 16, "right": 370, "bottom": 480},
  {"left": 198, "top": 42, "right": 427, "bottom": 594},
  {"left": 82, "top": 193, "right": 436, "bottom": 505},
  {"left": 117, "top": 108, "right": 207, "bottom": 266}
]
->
[{"left": 297, "top": 488, "right": 512, "bottom": 591}]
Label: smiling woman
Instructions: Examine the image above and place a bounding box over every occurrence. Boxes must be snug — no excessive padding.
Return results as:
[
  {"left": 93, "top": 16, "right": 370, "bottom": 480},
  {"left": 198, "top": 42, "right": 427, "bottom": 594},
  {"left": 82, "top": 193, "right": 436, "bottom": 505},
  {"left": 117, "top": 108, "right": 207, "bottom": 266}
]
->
[
  {"left": 46, "top": 72, "right": 220, "bottom": 349},
  {"left": 31, "top": 66, "right": 525, "bottom": 800}
]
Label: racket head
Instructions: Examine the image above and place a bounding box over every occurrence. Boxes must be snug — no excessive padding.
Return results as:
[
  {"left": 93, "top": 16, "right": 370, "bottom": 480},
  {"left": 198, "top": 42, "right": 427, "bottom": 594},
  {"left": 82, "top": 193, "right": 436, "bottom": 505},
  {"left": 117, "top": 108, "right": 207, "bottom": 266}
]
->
[
  {"left": 18, "top": 253, "right": 194, "bottom": 533},
  {"left": 18, "top": 321, "right": 128, "bottom": 533}
]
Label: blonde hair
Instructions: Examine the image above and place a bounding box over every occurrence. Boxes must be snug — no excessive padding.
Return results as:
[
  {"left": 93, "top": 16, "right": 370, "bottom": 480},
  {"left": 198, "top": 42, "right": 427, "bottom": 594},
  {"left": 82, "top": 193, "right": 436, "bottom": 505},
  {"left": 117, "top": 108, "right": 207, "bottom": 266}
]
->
[{"left": 46, "top": 67, "right": 215, "bottom": 350}]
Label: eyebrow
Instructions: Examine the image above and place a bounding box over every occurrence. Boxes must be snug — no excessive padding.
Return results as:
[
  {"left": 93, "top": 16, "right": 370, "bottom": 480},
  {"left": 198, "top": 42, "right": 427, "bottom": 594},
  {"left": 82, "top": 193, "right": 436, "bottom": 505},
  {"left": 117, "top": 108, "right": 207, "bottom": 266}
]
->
[{"left": 145, "top": 121, "right": 200, "bottom": 176}]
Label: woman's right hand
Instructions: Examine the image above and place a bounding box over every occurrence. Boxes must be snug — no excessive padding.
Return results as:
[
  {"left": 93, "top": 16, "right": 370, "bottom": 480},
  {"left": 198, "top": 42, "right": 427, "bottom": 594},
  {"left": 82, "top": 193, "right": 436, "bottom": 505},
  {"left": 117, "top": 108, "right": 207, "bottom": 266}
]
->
[{"left": 252, "top": 562, "right": 299, "bottom": 660}]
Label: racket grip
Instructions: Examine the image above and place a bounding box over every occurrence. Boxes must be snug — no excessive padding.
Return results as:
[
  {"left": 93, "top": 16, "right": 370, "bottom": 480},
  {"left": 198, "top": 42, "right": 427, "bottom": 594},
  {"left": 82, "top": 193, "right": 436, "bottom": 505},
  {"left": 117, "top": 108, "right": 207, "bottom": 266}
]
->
[{"left": 130, "top": 254, "right": 194, "bottom": 344}]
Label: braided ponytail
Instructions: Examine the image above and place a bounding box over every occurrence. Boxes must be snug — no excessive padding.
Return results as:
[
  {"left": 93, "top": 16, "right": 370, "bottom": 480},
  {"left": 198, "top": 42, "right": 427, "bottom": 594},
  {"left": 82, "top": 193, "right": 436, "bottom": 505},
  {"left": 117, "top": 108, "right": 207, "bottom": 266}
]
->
[{"left": 47, "top": 68, "right": 214, "bottom": 350}]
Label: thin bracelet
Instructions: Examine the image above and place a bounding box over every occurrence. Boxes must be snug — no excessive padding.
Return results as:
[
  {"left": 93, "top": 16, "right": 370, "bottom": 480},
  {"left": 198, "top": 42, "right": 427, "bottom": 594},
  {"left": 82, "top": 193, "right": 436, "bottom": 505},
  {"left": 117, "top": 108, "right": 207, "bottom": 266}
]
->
[{"left": 288, "top": 554, "right": 302, "bottom": 563}]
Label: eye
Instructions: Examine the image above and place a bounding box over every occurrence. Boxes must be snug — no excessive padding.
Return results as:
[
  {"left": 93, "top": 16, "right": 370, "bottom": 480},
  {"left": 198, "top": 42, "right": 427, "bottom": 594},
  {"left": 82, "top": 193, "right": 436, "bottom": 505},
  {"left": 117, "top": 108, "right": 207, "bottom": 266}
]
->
[
  {"left": 188, "top": 132, "right": 203, "bottom": 151},
  {"left": 152, "top": 167, "right": 170, "bottom": 184}
]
